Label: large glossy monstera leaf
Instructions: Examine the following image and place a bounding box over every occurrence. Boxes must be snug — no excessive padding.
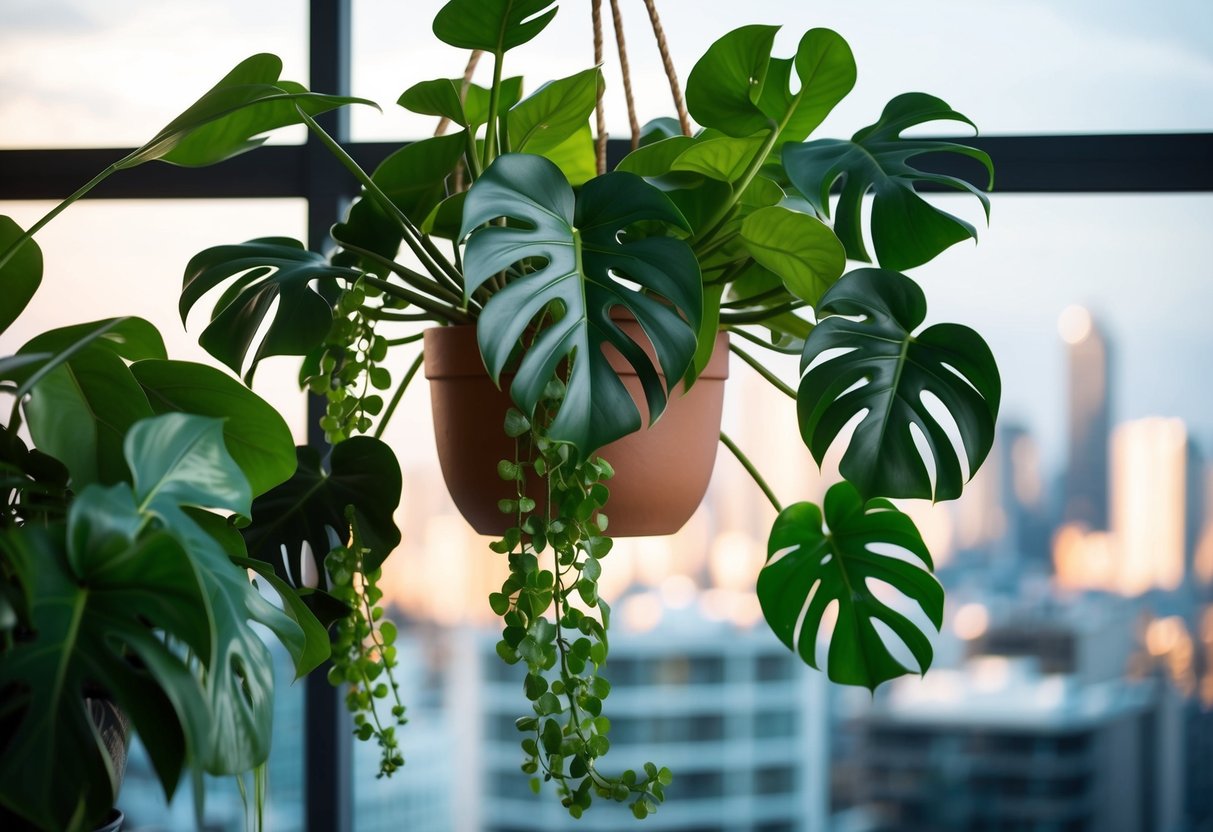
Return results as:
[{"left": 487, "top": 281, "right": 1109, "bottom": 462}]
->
[
  {"left": 460, "top": 154, "right": 702, "bottom": 455},
  {"left": 797, "top": 269, "right": 1000, "bottom": 502},
  {"left": 783, "top": 93, "right": 994, "bottom": 271},
  {"left": 180, "top": 237, "right": 361, "bottom": 382},
  {"left": 757, "top": 482, "right": 943, "bottom": 691}
]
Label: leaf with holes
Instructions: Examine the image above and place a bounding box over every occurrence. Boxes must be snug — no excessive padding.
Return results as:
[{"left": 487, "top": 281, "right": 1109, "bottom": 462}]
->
[
  {"left": 797, "top": 268, "right": 999, "bottom": 501},
  {"left": 239, "top": 437, "right": 402, "bottom": 590},
  {"left": 180, "top": 237, "right": 361, "bottom": 382},
  {"left": 758, "top": 482, "right": 943, "bottom": 691},
  {"left": 460, "top": 154, "right": 701, "bottom": 455},
  {"left": 782, "top": 93, "right": 994, "bottom": 271}
]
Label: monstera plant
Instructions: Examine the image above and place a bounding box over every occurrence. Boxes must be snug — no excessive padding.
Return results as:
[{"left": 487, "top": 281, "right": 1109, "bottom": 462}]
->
[
  {"left": 0, "top": 69, "right": 402, "bottom": 832},
  {"left": 1, "top": 0, "right": 999, "bottom": 825}
]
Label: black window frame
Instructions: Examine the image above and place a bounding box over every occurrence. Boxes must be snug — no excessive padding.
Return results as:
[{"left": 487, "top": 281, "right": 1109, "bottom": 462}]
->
[{"left": 1, "top": 1, "right": 1211, "bottom": 829}]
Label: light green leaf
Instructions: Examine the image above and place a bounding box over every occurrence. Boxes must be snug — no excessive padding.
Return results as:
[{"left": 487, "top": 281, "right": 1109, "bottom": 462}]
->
[
  {"left": 758, "top": 482, "right": 943, "bottom": 691},
  {"left": 460, "top": 154, "right": 701, "bottom": 455},
  {"left": 755, "top": 29, "right": 856, "bottom": 144},
  {"left": 237, "top": 557, "right": 330, "bottom": 679},
  {"left": 508, "top": 68, "right": 602, "bottom": 155},
  {"left": 0, "top": 216, "right": 42, "bottom": 337},
  {"left": 132, "top": 359, "right": 296, "bottom": 497},
  {"left": 616, "top": 136, "right": 696, "bottom": 177},
  {"left": 783, "top": 92, "right": 994, "bottom": 270},
  {"left": 126, "top": 413, "right": 251, "bottom": 518},
  {"left": 672, "top": 136, "right": 766, "bottom": 183},
  {"left": 685, "top": 25, "right": 779, "bottom": 138},
  {"left": 740, "top": 205, "right": 845, "bottom": 305},
  {"left": 539, "top": 123, "right": 596, "bottom": 186},
  {"left": 797, "top": 268, "right": 1000, "bottom": 501},
  {"left": 432, "top": 0, "right": 558, "bottom": 54}
]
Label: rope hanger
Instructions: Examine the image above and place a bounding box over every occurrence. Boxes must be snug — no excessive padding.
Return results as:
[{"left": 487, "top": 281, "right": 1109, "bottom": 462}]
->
[{"left": 436, "top": 2, "right": 692, "bottom": 177}]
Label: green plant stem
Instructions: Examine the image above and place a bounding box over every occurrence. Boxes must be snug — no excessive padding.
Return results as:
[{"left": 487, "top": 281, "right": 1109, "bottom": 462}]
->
[
  {"left": 0, "top": 163, "right": 118, "bottom": 274},
  {"left": 296, "top": 107, "right": 462, "bottom": 291},
  {"left": 721, "top": 286, "right": 787, "bottom": 309},
  {"left": 729, "top": 343, "right": 797, "bottom": 399},
  {"left": 720, "top": 301, "right": 805, "bottom": 325},
  {"left": 383, "top": 332, "right": 426, "bottom": 345},
  {"left": 360, "top": 275, "right": 471, "bottom": 324},
  {"left": 374, "top": 352, "right": 424, "bottom": 439},
  {"left": 340, "top": 240, "right": 471, "bottom": 311},
  {"left": 691, "top": 124, "right": 779, "bottom": 250},
  {"left": 483, "top": 51, "right": 505, "bottom": 168},
  {"left": 367, "top": 310, "right": 439, "bottom": 323},
  {"left": 726, "top": 325, "right": 802, "bottom": 355},
  {"left": 719, "top": 431, "right": 783, "bottom": 513}
]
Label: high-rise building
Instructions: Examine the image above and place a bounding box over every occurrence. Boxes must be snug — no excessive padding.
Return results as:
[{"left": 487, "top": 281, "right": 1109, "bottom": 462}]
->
[
  {"left": 454, "top": 599, "right": 829, "bottom": 832},
  {"left": 1058, "top": 305, "right": 1112, "bottom": 531},
  {"left": 1111, "top": 417, "right": 1188, "bottom": 595}
]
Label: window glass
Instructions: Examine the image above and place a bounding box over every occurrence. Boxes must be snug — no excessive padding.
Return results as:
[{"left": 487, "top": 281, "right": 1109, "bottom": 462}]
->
[
  {"left": 351, "top": 0, "right": 1213, "bottom": 140},
  {"left": 0, "top": 0, "right": 307, "bottom": 148}
]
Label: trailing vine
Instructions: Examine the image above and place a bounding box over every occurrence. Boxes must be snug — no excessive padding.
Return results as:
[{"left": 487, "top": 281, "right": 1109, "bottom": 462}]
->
[
  {"left": 326, "top": 511, "right": 408, "bottom": 778},
  {"left": 490, "top": 382, "right": 671, "bottom": 820}
]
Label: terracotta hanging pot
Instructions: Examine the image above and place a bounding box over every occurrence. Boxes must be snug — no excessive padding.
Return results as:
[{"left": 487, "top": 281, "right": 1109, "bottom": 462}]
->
[{"left": 423, "top": 320, "right": 729, "bottom": 537}]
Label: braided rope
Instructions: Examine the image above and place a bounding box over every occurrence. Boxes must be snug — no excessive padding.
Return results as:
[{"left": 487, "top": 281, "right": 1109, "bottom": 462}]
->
[
  {"left": 608, "top": 0, "right": 641, "bottom": 150},
  {"left": 641, "top": 0, "right": 691, "bottom": 137},
  {"left": 591, "top": 0, "right": 608, "bottom": 174}
]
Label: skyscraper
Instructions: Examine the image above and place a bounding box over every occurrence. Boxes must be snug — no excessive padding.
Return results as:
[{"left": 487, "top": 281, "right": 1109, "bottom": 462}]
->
[{"left": 1059, "top": 305, "right": 1112, "bottom": 530}]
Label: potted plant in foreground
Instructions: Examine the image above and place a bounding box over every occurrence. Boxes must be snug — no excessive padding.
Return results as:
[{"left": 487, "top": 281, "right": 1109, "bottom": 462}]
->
[{"left": 1, "top": 0, "right": 999, "bottom": 825}]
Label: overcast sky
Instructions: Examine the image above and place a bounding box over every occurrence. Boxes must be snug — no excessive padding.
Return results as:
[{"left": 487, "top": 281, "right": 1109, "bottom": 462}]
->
[{"left": 1, "top": 0, "right": 1211, "bottom": 474}]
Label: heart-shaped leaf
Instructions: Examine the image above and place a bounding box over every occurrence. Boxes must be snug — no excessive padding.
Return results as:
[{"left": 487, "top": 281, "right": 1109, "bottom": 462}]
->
[
  {"left": 180, "top": 237, "right": 360, "bottom": 382},
  {"left": 432, "top": 0, "right": 558, "bottom": 54},
  {"left": 783, "top": 92, "right": 994, "bottom": 270},
  {"left": 0, "top": 216, "right": 42, "bottom": 337},
  {"left": 398, "top": 77, "right": 524, "bottom": 133},
  {"left": 460, "top": 154, "right": 701, "bottom": 455},
  {"left": 758, "top": 482, "right": 943, "bottom": 691},
  {"left": 685, "top": 25, "right": 780, "bottom": 138},
  {"left": 124, "top": 54, "right": 376, "bottom": 169},
  {"left": 240, "top": 437, "right": 402, "bottom": 588},
  {"left": 131, "top": 360, "right": 296, "bottom": 497},
  {"left": 508, "top": 68, "right": 602, "bottom": 155},
  {"left": 797, "top": 268, "right": 1000, "bottom": 501},
  {"left": 740, "top": 205, "right": 845, "bottom": 305}
]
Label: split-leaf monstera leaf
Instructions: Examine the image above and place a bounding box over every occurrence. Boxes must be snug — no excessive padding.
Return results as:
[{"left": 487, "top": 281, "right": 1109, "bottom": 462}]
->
[
  {"left": 797, "top": 269, "right": 1000, "bottom": 502},
  {"left": 783, "top": 92, "right": 994, "bottom": 271},
  {"left": 0, "top": 414, "right": 319, "bottom": 831},
  {"left": 180, "top": 237, "right": 361, "bottom": 382},
  {"left": 240, "top": 437, "right": 402, "bottom": 597},
  {"left": 460, "top": 153, "right": 702, "bottom": 456},
  {"left": 757, "top": 482, "right": 943, "bottom": 691}
]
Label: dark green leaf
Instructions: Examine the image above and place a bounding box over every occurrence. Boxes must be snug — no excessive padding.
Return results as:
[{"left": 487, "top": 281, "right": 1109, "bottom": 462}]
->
[
  {"left": 237, "top": 557, "right": 331, "bottom": 678},
  {"left": 782, "top": 93, "right": 994, "bottom": 270},
  {"left": 180, "top": 237, "right": 360, "bottom": 382},
  {"left": 685, "top": 25, "right": 779, "bottom": 138},
  {"left": 740, "top": 205, "right": 845, "bottom": 305},
  {"left": 461, "top": 154, "right": 701, "bottom": 455},
  {"left": 0, "top": 523, "right": 209, "bottom": 831},
  {"left": 333, "top": 133, "right": 467, "bottom": 267},
  {"left": 0, "top": 216, "right": 41, "bottom": 337},
  {"left": 240, "top": 436, "right": 402, "bottom": 585},
  {"left": 124, "top": 54, "right": 376, "bottom": 169},
  {"left": 758, "top": 483, "right": 943, "bottom": 690},
  {"left": 433, "top": 0, "right": 558, "bottom": 54},
  {"left": 132, "top": 359, "right": 296, "bottom": 497},
  {"left": 797, "top": 268, "right": 1000, "bottom": 500}
]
